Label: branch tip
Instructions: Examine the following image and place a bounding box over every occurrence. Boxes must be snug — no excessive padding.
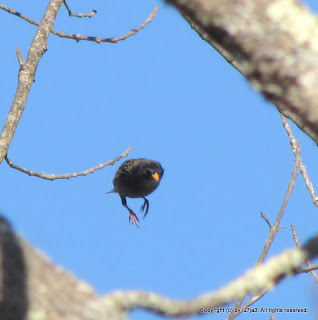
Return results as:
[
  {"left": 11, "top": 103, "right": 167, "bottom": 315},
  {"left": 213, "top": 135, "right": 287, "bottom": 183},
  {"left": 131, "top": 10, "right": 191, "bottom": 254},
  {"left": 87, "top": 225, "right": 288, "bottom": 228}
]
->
[
  {"left": 260, "top": 211, "right": 272, "bottom": 228},
  {"left": 15, "top": 48, "right": 25, "bottom": 66}
]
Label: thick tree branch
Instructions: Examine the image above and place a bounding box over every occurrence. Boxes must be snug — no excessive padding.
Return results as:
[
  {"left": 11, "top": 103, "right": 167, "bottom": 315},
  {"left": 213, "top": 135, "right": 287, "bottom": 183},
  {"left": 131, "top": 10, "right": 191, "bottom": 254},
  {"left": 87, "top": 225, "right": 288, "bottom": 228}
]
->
[
  {"left": 0, "top": 0, "right": 64, "bottom": 163},
  {"left": 167, "top": 0, "right": 318, "bottom": 145},
  {"left": 1, "top": 214, "right": 316, "bottom": 319},
  {"left": 99, "top": 235, "right": 318, "bottom": 317}
]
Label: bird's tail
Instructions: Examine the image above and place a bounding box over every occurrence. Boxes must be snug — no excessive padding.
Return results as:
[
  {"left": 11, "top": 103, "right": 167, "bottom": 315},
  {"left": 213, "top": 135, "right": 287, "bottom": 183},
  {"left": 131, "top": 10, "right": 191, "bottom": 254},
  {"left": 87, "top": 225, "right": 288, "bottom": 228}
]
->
[{"left": 106, "top": 188, "right": 117, "bottom": 194}]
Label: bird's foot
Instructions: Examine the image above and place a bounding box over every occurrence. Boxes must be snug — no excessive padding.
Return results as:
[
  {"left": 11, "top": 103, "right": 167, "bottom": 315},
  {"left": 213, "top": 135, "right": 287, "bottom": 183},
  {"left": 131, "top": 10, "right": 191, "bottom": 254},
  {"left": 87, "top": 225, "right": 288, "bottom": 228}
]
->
[
  {"left": 140, "top": 198, "right": 149, "bottom": 218},
  {"left": 129, "top": 211, "right": 139, "bottom": 227}
]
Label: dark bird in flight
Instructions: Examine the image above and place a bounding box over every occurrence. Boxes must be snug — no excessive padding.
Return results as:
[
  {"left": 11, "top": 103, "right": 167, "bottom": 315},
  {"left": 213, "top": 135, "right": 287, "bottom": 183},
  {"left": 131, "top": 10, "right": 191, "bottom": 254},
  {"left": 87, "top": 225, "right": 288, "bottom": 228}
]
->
[{"left": 107, "top": 158, "right": 164, "bottom": 226}]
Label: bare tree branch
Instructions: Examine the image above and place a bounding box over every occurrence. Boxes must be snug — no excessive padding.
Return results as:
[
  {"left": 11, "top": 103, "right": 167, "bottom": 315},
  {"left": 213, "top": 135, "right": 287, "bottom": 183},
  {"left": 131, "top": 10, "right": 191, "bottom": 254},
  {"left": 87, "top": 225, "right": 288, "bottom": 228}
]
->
[
  {"left": 97, "top": 236, "right": 317, "bottom": 317},
  {"left": 63, "top": 0, "right": 97, "bottom": 18},
  {"left": 292, "top": 225, "right": 318, "bottom": 284},
  {"left": 239, "top": 290, "right": 267, "bottom": 312},
  {"left": 1, "top": 214, "right": 314, "bottom": 320},
  {"left": 260, "top": 211, "right": 272, "bottom": 228},
  {"left": 167, "top": 0, "right": 318, "bottom": 145},
  {"left": 297, "top": 264, "right": 318, "bottom": 274},
  {"left": 228, "top": 130, "right": 300, "bottom": 320},
  {"left": 0, "top": 4, "right": 158, "bottom": 44},
  {"left": 281, "top": 114, "right": 318, "bottom": 206},
  {"left": 257, "top": 142, "right": 299, "bottom": 264},
  {"left": 4, "top": 147, "right": 131, "bottom": 181},
  {"left": 1, "top": 1, "right": 317, "bottom": 318},
  {"left": 15, "top": 48, "right": 25, "bottom": 66},
  {"left": 0, "top": 0, "right": 65, "bottom": 163}
]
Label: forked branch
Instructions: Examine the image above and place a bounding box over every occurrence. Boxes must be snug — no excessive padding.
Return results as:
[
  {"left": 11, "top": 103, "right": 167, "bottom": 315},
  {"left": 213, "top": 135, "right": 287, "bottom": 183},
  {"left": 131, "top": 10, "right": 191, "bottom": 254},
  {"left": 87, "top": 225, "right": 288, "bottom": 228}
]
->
[
  {"left": 0, "top": 4, "right": 158, "bottom": 43},
  {"left": 63, "top": 0, "right": 97, "bottom": 18},
  {"left": 228, "top": 132, "right": 300, "bottom": 320},
  {"left": 0, "top": 0, "right": 64, "bottom": 163}
]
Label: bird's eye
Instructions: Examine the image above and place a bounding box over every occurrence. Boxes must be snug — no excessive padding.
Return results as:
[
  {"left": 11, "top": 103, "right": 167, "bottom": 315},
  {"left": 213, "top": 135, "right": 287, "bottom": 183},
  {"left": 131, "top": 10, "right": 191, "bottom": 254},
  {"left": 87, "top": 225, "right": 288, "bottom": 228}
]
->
[{"left": 146, "top": 169, "right": 153, "bottom": 176}]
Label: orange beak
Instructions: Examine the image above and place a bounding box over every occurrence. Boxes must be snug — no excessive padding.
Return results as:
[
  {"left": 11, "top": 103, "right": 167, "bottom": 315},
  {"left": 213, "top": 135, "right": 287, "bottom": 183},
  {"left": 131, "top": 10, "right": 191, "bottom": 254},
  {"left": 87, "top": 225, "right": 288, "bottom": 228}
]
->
[{"left": 152, "top": 172, "right": 160, "bottom": 181}]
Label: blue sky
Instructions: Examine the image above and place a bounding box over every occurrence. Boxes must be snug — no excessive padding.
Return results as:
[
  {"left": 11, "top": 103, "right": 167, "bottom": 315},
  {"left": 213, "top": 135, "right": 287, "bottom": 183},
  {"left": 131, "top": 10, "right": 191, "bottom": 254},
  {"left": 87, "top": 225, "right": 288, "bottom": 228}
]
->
[{"left": 1, "top": 1, "right": 318, "bottom": 319}]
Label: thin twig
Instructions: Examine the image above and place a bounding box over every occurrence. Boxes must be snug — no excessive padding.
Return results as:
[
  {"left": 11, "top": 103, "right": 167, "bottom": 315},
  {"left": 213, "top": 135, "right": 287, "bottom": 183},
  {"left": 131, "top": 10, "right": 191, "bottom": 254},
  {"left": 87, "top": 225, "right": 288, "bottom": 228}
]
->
[
  {"left": 5, "top": 147, "right": 131, "bottom": 181},
  {"left": 240, "top": 290, "right": 267, "bottom": 311},
  {"left": 281, "top": 114, "right": 318, "bottom": 206},
  {"left": 15, "top": 48, "right": 25, "bottom": 66},
  {"left": 260, "top": 212, "right": 272, "bottom": 228},
  {"left": 228, "top": 289, "right": 269, "bottom": 319},
  {"left": 261, "top": 212, "right": 285, "bottom": 231},
  {"left": 297, "top": 264, "right": 318, "bottom": 273},
  {"left": 281, "top": 114, "right": 318, "bottom": 282},
  {"left": 0, "top": 4, "right": 158, "bottom": 44},
  {"left": 292, "top": 225, "right": 303, "bottom": 248},
  {"left": 257, "top": 142, "right": 300, "bottom": 264},
  {"left": 228, "top": 298, "right": 244, "bottom": 319},
  {"left": 228, "top": 133, "right": 301, "bottom": 320},
  {"left": 63, "top": 0, "right": 97, "bottom": 18},
  {"left": 233, "top": 115, "right": 318, "bottom": 315},
  {"left": 291, "top": 225, "right": 318, "bottom": 283}
]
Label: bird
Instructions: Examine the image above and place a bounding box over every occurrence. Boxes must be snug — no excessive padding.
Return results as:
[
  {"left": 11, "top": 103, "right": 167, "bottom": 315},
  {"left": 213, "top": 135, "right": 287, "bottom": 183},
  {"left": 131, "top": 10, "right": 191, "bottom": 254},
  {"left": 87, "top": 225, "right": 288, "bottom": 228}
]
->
[{"left": 107, "top": 158, "right": 164, "bottom": 227}]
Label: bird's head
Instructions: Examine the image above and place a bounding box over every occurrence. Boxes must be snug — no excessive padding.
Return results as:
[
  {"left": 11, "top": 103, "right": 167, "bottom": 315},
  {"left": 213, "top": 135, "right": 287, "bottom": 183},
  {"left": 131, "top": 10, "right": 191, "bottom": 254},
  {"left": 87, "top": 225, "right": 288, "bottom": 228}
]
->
[{"left": 146, "top": 162, "right": 164, "bottom": 183}]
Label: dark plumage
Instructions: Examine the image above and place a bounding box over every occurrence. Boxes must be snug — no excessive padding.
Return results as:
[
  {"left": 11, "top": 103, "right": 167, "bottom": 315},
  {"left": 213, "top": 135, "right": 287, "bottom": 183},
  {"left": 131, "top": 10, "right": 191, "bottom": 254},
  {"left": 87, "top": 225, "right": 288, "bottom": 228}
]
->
[{"left": 107, "top": 159, "right": 164, "bottom": 226}]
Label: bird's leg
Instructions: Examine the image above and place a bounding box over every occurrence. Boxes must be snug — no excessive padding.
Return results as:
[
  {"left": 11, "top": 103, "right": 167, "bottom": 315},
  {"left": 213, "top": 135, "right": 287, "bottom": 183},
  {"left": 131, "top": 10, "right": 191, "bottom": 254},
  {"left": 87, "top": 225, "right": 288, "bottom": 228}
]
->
[
  {"left": 120, "top": 195, "right": 139, "bottom": 227},
  {"left": 140, "top": 197, "right": 149, "bottom": 218}
]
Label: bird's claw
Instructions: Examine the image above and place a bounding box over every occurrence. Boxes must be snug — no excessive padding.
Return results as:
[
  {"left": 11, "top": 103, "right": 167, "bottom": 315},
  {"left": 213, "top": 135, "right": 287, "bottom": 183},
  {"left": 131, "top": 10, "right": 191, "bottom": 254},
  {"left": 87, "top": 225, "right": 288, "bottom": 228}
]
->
[
  {"left": 140, "top": 198, "right": 149, "bottom": 218},
  {"left": 129, "top": 211, "right": 139, "bottom": 227}
]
